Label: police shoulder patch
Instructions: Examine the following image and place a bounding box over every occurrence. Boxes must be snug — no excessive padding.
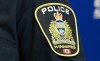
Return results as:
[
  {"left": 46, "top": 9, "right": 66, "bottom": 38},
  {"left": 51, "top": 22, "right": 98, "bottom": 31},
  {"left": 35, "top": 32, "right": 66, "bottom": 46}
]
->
[{"left": 35, "top": 3, "right": 79, "bottom": 57}]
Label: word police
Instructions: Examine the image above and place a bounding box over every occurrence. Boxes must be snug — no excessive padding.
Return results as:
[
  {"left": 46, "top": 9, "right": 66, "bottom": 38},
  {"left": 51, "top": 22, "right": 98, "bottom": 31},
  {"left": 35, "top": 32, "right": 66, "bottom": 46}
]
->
[{"left": 41, "top": 6, "right": 70, "bottom": 15}]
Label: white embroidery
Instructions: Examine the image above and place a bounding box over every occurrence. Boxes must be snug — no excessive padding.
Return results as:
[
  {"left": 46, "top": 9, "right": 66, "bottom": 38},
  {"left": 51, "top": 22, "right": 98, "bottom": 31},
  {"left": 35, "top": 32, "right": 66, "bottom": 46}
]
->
[{"left": 94, "top": 0, "right": 100, "bottom": 19}]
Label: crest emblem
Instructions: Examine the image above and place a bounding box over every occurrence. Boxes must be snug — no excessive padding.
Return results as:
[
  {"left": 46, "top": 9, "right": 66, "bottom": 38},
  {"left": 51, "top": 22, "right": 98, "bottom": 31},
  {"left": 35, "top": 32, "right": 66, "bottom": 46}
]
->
[
  {"left": 49, "top": 12, "right": 76, "bottom": 47},
  {"left": 35, "top": 3, "right": 79, "bottom": 57}
]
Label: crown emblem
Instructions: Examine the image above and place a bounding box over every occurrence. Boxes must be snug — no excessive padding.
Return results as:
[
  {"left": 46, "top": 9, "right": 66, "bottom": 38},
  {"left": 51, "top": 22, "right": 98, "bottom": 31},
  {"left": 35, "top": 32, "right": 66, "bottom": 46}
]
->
[{"left": 54, "top": 12, "right": 63, "bottom": 20}]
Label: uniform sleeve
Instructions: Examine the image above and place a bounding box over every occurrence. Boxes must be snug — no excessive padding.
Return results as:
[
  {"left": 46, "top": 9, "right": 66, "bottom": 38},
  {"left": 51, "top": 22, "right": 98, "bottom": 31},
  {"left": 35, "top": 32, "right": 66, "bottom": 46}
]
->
[
  {"left": 31, "top": 0, "right": 86, "bottom": 61},
  {"left": 0, "top": 0, "right": 19, "bottom": 61},
  {"left": 16, "top": 0, "right": 33, "bottom": 61},
  {"left": 68, "top": 38, "right": 86, "bottom": 61}
]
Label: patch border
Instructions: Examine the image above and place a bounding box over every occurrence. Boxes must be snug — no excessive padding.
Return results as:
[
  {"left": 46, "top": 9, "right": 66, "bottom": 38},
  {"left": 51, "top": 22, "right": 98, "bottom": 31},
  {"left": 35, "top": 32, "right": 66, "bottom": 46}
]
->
[{"left": 34, "top": 3, "right": 79, "bottom": 57}]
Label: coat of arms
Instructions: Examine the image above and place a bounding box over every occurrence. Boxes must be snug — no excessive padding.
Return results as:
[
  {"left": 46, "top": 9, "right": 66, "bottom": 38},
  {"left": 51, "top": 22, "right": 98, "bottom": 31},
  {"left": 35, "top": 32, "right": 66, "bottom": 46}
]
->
[{"left": 49, "top": 12, "right": 75, "bottom": 46}]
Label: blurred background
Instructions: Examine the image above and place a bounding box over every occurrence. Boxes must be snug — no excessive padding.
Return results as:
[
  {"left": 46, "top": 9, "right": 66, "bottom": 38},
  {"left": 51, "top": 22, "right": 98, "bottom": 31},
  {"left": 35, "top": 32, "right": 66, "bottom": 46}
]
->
[{"left": 69, "top": 0, "right": 100, "bottom": 61}]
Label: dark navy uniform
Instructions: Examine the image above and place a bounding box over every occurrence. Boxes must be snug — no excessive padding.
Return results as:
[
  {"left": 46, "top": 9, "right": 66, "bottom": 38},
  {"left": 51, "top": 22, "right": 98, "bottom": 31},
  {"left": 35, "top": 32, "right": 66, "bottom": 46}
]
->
[{"left": 0, "top": 0, "right": 85, "bottom": 61}]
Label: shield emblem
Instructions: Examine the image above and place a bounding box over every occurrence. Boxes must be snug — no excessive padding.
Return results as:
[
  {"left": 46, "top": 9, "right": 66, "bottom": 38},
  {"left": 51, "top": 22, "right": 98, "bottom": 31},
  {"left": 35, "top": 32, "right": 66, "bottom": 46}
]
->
[
  {"left": 35, "top": 3, "right": 79, "bottom": 57},
  {"left": 55, "top": 21, "right": 65, "bottom": 35}
]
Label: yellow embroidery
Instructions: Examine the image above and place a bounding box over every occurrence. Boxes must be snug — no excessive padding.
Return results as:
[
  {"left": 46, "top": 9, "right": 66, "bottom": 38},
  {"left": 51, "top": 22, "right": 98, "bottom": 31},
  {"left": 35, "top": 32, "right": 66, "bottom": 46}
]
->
[{"left": 49, "top": 12, "right": 75, "bottom": 47}]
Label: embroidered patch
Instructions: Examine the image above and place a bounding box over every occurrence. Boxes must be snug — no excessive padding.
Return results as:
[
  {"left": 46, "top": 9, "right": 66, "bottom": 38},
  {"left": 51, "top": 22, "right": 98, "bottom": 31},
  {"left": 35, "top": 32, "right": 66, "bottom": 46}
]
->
[{"left": 35, "top": 3, "right": 79, "bottom": 57}]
